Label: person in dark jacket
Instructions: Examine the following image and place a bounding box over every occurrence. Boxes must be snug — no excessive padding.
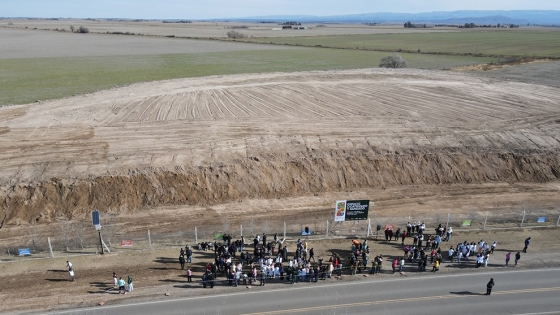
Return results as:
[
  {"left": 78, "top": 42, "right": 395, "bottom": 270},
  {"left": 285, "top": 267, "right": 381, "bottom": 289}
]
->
[
  {"left": 523, "top": 237, "right": 531, "bottom": 253},
  {"left": 179, "top": 255, "right": 186, "bottom": 270},
  {"left": 515, "top": 252, "right": 521, "bottom": 267},
  {"left": 486, "top": 278, "right": 495, "bottom": 295}
]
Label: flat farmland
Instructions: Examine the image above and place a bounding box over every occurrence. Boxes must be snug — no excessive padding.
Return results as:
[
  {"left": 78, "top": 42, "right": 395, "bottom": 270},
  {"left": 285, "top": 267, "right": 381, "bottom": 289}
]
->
[
  {"left": 243, "top": 29, "right": 560, "bottom": 57},
  {"left": 0, "top": 28, "right": 495, "bottom": 106},
  {"left": 2, "top": 19, "right": 461, "bottom": 38}
]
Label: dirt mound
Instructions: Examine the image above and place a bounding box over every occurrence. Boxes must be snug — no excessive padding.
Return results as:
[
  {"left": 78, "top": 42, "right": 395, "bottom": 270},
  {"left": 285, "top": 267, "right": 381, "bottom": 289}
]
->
[{"left": 1, "top": 69, "right": 560, "bottom": 225}]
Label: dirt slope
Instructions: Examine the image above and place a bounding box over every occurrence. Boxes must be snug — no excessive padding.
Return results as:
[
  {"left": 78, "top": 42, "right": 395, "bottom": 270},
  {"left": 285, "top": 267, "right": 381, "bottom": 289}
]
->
[{"left": 1, "top": 69, "right": 560, "bottom": 225}]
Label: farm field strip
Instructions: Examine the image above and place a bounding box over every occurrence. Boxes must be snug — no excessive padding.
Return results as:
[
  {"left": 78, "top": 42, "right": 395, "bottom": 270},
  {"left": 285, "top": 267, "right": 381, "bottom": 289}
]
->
[
  {"left": 1, "top": 21, "right": 464, "bottom": 39},
  {"left": 0, "top": 28, "right": 497, "bottom": 106},
  {"left": 242, "top": 30, "right": 560, "bottom": 57}
]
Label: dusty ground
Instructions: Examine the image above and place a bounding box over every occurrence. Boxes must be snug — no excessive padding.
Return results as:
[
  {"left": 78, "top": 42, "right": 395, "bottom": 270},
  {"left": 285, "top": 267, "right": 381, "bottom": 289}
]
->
[
  {"left": 463, "top": 60, "right": 560, "bottom": 88},
  {"left": 0, "top": 226, "right": 558, "bottom": 314}
]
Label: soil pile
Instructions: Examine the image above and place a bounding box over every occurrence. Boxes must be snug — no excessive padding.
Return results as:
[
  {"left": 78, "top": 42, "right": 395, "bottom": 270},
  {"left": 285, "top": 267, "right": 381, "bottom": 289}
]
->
[{"left": 1, "top": 69, "right": 560, "bottom": 225}]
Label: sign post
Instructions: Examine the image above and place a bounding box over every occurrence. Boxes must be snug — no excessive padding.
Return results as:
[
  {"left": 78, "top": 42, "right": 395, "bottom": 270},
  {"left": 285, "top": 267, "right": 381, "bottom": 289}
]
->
[{"left": 91, "top": 210, "right": 103, "bottom": 254}]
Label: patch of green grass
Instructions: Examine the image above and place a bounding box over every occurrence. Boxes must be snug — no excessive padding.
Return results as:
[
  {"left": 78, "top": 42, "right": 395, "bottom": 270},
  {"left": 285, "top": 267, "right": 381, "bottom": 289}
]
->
[
  {"left": 0, "top": 48, "right": 495, "bottom": 106},
  {"left": 242, "top": 30, "right": 560, "bottom": 58}
]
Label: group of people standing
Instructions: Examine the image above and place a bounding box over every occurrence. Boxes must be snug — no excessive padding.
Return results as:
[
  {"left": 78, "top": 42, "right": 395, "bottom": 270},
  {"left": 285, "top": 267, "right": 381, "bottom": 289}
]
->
[
  {"left": 112, "top": 271, "right": 133, "bottom": 294},
  {"left": 193, "top": 233, "right": 338, "bottom": 288}
]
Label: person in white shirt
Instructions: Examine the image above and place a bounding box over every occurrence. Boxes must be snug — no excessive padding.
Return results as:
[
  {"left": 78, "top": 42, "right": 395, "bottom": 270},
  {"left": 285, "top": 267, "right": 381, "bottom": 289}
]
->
[
  {"left": 476, "top": 254, "right": 484, "bottom": 268},
  {"left": 491, "top": 241, "right": 497, "bottom": 254},
  {"left": 68, "top": 268, "right": 75, "bottom": 281},
  {"left": 448, "top": 247, "right": 455, "bottom": 261}
]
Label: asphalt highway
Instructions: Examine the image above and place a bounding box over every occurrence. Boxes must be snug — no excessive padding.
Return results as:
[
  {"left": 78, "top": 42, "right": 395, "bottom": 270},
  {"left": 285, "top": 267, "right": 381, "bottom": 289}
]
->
[{"left": 52, "top": 267, "right": 560, "bottom": 315}]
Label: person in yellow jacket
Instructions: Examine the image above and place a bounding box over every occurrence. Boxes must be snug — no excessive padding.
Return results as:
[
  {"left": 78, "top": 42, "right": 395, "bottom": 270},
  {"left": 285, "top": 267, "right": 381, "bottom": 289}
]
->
[{"left": 432, "top": 260, "right": 440, "bottom": 272}]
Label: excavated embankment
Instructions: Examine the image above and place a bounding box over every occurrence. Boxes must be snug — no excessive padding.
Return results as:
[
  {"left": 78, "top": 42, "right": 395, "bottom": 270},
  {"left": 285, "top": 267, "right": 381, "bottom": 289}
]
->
[
  {"left": 2, "top": 148, "right": 559, "bottom": 225},
  {"left": 2, "top": 69, "right": 560, "bottom": 226}
]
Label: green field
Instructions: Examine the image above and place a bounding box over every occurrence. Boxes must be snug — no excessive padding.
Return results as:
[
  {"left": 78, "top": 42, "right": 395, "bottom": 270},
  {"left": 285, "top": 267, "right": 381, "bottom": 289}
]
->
[
  {"left": 0, "top": 48, "right": 494, "bottom": 106},
  {"left": 242, "top": 30, "right": 560, "bottom": 58}
]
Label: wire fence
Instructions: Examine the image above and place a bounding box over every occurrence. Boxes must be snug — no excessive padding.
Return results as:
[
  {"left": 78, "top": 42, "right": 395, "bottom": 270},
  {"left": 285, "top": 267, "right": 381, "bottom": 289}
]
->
[{"left": 2, "top": 209, "right": 559, "bottom": 262}]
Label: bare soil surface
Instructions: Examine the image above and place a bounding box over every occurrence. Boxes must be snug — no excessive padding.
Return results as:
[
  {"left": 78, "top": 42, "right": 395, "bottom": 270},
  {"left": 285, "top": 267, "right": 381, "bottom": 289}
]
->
[
  {"left": 463, "top": 60, "right": 560, "bottom": 88},
  {"left": 1, "top": 68, "right": 560, "bottom": 225}
]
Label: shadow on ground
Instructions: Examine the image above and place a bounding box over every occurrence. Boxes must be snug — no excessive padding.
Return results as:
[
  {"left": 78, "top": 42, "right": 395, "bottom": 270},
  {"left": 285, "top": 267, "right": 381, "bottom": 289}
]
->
[{"left": 450, "top": 291, "right": 484, "bottom": 296}]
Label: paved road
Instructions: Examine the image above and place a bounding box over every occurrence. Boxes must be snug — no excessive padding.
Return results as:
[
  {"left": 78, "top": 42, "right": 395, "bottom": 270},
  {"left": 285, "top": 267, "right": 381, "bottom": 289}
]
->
[{"left": 52, "top": 268, "right": 560, "bottom": 315}]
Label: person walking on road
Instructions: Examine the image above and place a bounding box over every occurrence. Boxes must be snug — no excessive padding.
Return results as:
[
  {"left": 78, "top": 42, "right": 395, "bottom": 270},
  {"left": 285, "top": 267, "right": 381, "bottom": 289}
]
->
[
  {"left": 514, "top": 252, "right": 521, "bottom": 267},
  {"left": 505, "top": 252, "right": 511, "bottom": 266},
  {"left": 486, "top": 278, "right": 495, "bottom": 295},
  {"left": 523, "top": 237, "right": 531, "bottom": 253}
]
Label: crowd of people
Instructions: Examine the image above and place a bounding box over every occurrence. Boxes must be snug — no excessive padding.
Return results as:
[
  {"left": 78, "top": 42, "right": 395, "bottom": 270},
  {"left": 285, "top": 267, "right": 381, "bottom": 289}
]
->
[
  {"left": 194, "top": 233, "right": 340, "bottom": 288},
  {"left": 90, "top": 222, "right": 530, "bottom": 292},
  {"left": 181, "top": 223, "right": 533, "bottom": 289},
  {"left": 57, "top": 221, "right": 533, "bottom": 299}
]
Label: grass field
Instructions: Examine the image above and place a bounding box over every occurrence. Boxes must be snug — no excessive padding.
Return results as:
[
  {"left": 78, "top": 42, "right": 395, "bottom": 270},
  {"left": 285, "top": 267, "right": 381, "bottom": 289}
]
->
[
  {"left": 0, "top": 48, "right": 495, "bottom": 106},
  {"left": 242, "top": 30, "right": 560, "bottom": 58}
]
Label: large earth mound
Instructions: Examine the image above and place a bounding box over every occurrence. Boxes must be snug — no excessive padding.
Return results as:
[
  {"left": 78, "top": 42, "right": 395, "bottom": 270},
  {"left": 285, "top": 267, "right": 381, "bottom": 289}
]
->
[{"left": 1, "top": 69, "right": 560, "bottom": 225}]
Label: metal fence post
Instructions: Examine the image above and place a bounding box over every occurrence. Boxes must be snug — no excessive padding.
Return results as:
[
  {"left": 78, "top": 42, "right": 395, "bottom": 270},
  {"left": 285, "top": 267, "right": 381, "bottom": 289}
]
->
[
  {"left": 283, "top": 222, "right": 286, "bottom": 239},
  {"left": 556, "top": 215, "right": 560, "bottom": 227},
  {"left": 326, "top": 220, "right": 329, "bottom": 238},
  {"left": 240, "top": 224, "right": 243, "bottom": 237},
  {"left": 483, "top": 213, "right": 488, "bottom": 231},
  {"left": 195, "top": 227, "right": 198, "bottom": 244},
  {"left": 521, "top": 210, "right": 526, "bottom": 227},
  {"left": 148, "top": 229, "right": 152, "bottom": 250},
  {"left": 47, "top": 237, "right": 54, "bottom": 258},
  {"left": 446, "top": 213, "right": 450, "bottom": 227}
]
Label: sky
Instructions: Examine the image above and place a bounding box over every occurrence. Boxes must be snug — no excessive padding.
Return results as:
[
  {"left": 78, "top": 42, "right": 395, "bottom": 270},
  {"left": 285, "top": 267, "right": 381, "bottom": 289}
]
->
[{"left": 1, "top": 0, "right": 559, "bottom": 19}]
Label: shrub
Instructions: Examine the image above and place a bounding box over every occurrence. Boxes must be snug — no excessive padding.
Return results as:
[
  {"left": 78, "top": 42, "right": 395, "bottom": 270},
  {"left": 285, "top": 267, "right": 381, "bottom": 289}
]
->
[
  {"left": 379, "top": 53, "right": 408, "bottom": 68},
  {"left": 227, "top": 30, "right": 246, "bottom": 39},
  {"left": 77, "top": 26, "right": 89, "bottom": 33}
]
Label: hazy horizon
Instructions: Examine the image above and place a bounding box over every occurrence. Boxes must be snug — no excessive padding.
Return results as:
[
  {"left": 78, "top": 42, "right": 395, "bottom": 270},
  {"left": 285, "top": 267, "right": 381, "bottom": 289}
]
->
[{"left": 1, "top": 0, "right": 560, "bottom": 19}]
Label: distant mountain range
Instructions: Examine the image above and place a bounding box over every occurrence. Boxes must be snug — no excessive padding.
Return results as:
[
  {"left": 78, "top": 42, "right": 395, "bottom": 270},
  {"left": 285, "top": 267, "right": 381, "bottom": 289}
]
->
[{"left": 220, "top": 10, "right": 560, "bottom": 25}]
